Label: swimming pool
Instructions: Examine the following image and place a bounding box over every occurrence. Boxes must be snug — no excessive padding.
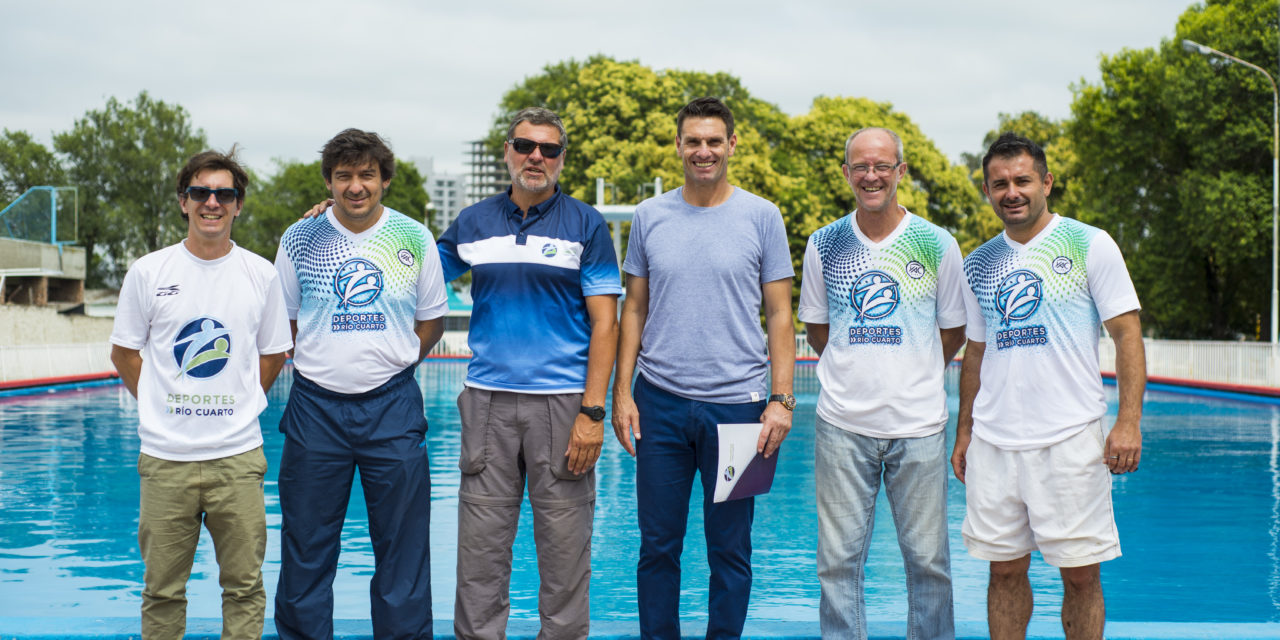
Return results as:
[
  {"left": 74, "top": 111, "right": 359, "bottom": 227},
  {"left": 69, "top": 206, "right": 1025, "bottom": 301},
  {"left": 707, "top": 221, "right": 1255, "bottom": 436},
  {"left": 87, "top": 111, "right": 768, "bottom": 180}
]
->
[{"left": 1, "top": 360, "right": 1278, "bottom": 630}]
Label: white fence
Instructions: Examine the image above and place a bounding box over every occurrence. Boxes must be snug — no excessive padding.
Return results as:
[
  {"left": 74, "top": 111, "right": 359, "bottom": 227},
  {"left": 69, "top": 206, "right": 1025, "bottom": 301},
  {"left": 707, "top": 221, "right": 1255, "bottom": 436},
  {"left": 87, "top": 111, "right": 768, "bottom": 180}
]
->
[
  {"left": 4, "top": 335, "right": 1279, "bottom": 390},
  {"left": 1099, "top": 338, "right": 1280, "bottom": 388}
]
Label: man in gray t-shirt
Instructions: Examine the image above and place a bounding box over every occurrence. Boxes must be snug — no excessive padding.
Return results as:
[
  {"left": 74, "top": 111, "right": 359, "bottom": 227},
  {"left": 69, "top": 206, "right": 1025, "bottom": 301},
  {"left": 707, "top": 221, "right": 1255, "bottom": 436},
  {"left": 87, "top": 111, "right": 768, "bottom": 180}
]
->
[{"left": 612, "top": 96, "right": 795, "bottom": 640}]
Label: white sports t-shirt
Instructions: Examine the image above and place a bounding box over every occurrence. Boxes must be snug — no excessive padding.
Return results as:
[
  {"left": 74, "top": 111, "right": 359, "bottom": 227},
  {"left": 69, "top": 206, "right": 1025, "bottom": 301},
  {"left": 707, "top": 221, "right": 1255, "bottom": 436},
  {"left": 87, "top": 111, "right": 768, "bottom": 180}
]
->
[
  {"left": 798, "top": 210, "right": 967, "bottom": 438},
  {"left": 110, "top": 241, "right": 293, "bottom": 461},
  {"left": 275, "top": 207, "right": 449, "bottom": 393},
  {"left": 962, "top": 214, "right": 1140, "bottom": 449}
]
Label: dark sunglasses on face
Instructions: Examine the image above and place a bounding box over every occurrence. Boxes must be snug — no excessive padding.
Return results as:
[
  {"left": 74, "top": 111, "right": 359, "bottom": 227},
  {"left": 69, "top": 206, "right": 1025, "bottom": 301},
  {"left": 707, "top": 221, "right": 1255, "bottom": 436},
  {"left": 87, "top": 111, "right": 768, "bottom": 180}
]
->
[
  {"left": 184, "top": 186, "right": 239, "bottom": 205},
  {"left": 508, "top": 138, "right": 565, "bottom": 158}
]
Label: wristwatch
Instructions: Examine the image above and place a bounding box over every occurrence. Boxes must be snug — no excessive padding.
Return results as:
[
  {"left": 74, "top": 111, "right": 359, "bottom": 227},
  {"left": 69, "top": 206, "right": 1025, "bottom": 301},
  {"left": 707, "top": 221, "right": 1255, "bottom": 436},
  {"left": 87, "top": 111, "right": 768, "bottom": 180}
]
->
[
  {"left": 580, "top": 405, "right": 606, "bottom": 421},
  {"left": 768, "top": 393, "right": 796, "bottom": 411}
]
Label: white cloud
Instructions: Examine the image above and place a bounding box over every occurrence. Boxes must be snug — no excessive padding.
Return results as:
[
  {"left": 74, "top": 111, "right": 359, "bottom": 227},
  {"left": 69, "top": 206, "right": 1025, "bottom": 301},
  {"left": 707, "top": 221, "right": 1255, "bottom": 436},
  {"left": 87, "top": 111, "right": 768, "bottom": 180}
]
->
[{"left": 2, "top": 0, "right": 1193, "bottom": 177}]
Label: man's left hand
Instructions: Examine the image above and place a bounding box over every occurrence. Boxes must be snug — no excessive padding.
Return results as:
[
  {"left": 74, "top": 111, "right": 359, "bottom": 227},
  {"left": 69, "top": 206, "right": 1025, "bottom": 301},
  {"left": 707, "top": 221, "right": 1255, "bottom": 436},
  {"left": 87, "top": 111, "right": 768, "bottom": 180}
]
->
[
  {"left": 566, "top": 413, "right": 604, "bottom": 475},
  {"left": 757, "top": 402, "right": 792, "bottom": 458},
  {"left": 1104, "top": 417, "right": 1142, "bottom": 474}
]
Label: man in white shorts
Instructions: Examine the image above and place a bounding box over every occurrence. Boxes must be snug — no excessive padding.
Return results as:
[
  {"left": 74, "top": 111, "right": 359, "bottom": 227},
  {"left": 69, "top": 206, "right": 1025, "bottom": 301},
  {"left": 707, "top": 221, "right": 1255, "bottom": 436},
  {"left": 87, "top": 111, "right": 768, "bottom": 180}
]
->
[
  {"left": 110, "top": 148, "right": 292, "bottom": 639},
  {"left": 953, "top": 132, "right": 1146, "bottom": 640}
]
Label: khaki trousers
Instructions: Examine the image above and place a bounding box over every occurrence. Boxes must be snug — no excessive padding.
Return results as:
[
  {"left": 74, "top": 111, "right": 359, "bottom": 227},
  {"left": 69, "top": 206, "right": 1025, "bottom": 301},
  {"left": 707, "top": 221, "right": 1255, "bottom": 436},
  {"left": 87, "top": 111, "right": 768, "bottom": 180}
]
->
[
  {"left": 138, "top": 447, "right": 267, "bottom": 640},
  {"left": 454, "top": 388, "right": 596, "bottom": 640}
]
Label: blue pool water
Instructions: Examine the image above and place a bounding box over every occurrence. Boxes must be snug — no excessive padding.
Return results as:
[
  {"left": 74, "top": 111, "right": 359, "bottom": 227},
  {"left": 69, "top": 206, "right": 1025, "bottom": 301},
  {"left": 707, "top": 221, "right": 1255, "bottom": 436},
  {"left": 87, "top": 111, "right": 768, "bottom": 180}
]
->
[{"left": 1, "top": 360, "right": 1278, "bottom": 625}]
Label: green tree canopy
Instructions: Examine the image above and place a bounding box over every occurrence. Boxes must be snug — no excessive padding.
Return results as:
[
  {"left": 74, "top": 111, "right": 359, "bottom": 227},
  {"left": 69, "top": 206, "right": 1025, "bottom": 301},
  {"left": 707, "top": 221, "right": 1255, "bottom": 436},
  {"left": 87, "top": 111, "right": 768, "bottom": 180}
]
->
[
  {"left": 492, "top": 57, "right": 983, "bottom": 293},
  {"left": 492, "top": 55, "right": 793, "bottom": 207},
  {"left": 53, "top": 92, "right": 206, "bottom": 285},
  {"left": 0, "top": 130, "right": 66, "bottom": 202},
  {"left": 237, "top": 158, "right": 430, "bottom": 260},
  {"left": 1067, "top": 0, "right": 1277, "bottom": 338},
  {"left": 780, "top": 95, "right": 988, "bottom": 255}
]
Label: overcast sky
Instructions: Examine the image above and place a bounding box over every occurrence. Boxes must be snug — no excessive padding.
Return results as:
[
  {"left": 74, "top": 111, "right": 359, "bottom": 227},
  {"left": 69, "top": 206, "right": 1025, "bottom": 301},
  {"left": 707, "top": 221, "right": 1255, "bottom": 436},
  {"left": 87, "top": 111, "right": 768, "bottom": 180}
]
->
[{"left": 3, "top": 0, "right": 1195, "bottom": 180}]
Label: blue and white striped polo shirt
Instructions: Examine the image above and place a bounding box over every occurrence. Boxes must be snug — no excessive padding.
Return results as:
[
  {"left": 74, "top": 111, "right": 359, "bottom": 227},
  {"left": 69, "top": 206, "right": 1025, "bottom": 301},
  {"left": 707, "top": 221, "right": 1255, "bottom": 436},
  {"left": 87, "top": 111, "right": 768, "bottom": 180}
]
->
[{"left": 437, "top": 187, "right": 622, "bottom": 393}]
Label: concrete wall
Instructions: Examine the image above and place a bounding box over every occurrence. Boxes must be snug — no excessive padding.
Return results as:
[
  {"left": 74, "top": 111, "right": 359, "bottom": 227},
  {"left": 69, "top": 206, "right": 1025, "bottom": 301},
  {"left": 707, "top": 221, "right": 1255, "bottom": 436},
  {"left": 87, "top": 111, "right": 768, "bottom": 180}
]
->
[
  {"left": 0, "top": 237, "right": 86, "bottom": 278},
  {"left": 0, "top": 305, "right": 113, "bottom": 346}
]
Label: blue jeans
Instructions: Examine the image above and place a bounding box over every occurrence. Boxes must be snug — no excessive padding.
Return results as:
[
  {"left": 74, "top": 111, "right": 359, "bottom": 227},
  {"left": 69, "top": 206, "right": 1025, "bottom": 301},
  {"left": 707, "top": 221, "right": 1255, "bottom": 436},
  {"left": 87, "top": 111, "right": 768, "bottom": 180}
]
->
[
  {"left": 815, "top": 416, "right": 953, "bottom": 640},
  {"left": 634, "top": 375, "right": 765, "bottom": 640}
]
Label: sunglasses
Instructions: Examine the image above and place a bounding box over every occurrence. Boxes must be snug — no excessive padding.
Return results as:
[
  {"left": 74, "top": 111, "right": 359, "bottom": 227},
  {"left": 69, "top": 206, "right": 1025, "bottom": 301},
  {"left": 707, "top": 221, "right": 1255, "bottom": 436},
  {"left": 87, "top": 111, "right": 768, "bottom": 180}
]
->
[
  {"left": 184, "top": 186, "right": 239, "bottom": 205},
  {"left": 508, "top": 138, "right": 565, "bottom": 158}
]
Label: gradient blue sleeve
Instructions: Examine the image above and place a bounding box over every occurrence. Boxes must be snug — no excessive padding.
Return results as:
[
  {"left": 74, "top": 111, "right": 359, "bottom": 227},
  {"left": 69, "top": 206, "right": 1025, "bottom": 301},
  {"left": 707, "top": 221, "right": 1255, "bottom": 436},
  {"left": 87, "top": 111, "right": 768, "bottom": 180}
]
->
[
  {"left": 580, "top": 215, "right": 623, "bottom": 296},
  {"left": 436, "top": 219, "right": 470, "bottom": 283}
]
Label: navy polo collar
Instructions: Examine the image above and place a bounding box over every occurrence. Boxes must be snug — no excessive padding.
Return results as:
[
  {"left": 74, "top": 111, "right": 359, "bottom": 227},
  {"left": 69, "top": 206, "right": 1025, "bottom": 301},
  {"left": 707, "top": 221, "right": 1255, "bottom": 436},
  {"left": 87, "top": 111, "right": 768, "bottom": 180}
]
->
[{"left": 504, "top": 184, "right": 562, "bottom": 245}]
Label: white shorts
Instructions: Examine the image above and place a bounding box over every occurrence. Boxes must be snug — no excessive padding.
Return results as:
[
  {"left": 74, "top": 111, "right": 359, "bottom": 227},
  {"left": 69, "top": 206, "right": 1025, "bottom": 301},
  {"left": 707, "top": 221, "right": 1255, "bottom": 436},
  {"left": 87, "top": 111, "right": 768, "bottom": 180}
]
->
[{"left": 961, "top": 420, "right": 1121, "bottom": 568}]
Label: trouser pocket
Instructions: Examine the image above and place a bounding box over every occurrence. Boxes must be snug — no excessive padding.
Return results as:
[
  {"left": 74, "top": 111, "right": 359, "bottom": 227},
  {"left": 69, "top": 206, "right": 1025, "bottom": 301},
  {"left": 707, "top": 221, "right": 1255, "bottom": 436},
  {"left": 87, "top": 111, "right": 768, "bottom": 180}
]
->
[
  {"left": 457, "top": 387, "right": 492, "bottom": 474},
  {"left": 549, "top": 392, "right": 587, "bottom": 481}
]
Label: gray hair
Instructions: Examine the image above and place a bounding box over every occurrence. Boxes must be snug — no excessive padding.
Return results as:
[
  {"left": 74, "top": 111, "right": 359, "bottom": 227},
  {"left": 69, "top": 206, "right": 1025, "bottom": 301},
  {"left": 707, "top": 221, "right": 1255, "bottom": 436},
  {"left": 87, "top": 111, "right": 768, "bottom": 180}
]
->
[
  {"left": 844, "top": 127, "right": 904, "bottom": 165},
  {"left": 506, "top": 107, "right": 568, "bottom": 147}
]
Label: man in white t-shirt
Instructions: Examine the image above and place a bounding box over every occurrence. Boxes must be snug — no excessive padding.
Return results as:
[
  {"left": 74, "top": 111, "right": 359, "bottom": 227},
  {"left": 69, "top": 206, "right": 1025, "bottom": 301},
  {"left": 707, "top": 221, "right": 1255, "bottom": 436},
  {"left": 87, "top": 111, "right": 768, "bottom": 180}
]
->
[
  {"left": 953, "top": 132, "right": 1146, "bottom": 640},
  {"left": 798, "top": 127, "right": 965, "bottom": 640},
  {"left": 273, "top": 129, "right": 448, "bottom": 640},
  {"left": 110, "top": 148, "right": 293, "bottom": 639}
]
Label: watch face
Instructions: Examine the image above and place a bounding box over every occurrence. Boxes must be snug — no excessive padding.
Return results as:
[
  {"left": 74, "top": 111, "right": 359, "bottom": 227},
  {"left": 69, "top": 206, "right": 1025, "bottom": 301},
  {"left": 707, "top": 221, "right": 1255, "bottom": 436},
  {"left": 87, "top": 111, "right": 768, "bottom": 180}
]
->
[{"left": 581, "top": 405, "right": 606, "bottom": 421}]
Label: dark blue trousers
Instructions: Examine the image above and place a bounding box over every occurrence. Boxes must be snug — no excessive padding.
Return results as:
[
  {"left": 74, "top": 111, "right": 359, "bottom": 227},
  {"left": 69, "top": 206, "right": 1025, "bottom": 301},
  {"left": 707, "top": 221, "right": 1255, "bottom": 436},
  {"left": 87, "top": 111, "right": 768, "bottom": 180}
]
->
[
  {"left": 274, "top": 366, "right": 432, "bottom": 640},
  {"left": 634, "top": 375, "right": 765, "bottom": 640}
]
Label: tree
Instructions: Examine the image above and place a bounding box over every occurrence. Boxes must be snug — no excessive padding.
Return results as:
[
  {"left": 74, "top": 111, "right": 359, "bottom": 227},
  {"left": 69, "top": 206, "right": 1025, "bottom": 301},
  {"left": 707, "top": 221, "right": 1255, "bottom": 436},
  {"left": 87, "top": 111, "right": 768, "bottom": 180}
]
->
[
  {"left": 1067, "top": 0, "right": 1277, "bottom": 338},
  {"left": 0, "top": 130, "right": 65, "bottom": 202},
  {"left": 237, "top": 160, "right": 329, "bottom": 260},
  {"left": 237, "top": 158, "right": 431, "bottom": 261},
  {"left": 492, "top": 56, "right": 793, "bottom": 208},
  {"left": 780, "top": 96, "right": 987, "bottom": 254},
  {"left": 383, "top": 159, "right": 432, "bottom": 235},
  {"left": 0, "top": 131, "right": 69, "bottom": 244},
  {"left": 53, "top": 92, "right": 206, "bottom": 285},
  {"left": 960, "top": 111, "right": 1070, "bottom": 249}
]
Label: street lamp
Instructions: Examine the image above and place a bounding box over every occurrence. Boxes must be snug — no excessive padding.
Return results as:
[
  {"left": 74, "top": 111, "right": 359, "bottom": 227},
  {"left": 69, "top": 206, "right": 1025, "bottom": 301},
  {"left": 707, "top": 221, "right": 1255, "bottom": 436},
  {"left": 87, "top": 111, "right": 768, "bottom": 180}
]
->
[{"left": 1182, "top": 39, "right": 1280, "bottom": 349}]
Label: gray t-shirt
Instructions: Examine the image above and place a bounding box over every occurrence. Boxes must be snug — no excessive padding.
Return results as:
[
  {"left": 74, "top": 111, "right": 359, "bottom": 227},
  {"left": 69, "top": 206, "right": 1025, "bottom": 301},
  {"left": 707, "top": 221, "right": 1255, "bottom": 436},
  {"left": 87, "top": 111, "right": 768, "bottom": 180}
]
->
[{"left": 623, "top": 187, "right": 794, "bottom": 403}]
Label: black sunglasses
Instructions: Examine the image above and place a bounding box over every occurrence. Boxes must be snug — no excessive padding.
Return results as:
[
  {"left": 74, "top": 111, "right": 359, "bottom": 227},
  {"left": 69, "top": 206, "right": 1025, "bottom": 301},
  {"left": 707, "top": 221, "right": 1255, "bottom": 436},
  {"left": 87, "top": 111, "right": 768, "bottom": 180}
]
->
[
  {"left": 184, "top": 186, "right": 239, "bottom": 205},
  {"left": 507, "top": 138, "right": 565, "bottom": 158}
]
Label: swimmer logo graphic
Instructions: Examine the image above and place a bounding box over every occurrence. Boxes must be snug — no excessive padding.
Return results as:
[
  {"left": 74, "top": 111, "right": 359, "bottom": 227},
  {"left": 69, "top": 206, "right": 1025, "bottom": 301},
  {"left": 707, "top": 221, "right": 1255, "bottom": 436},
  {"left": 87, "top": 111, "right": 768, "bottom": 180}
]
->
[
  {"left": 334, "top": 258, "right": 383, "bottom": 309},
  {"left": 172, "top": 317, "right": 231, "bottom": 380},
  {"left": 541, "top": 243, "right": 558, "bottom": 258},
  {"left": 851, "top": 271, "right": 899, "bottom": 321},
  {"left": 995, "top": 270, "right": 1043, "bottom": 326}
]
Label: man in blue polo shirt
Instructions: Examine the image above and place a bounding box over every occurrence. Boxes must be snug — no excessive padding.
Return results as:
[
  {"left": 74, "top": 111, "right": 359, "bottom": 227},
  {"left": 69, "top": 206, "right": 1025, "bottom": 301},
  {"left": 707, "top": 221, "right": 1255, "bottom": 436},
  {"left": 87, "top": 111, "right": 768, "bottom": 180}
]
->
[{"left": 437, "top": 107, "right": 622, "bottom": 640}]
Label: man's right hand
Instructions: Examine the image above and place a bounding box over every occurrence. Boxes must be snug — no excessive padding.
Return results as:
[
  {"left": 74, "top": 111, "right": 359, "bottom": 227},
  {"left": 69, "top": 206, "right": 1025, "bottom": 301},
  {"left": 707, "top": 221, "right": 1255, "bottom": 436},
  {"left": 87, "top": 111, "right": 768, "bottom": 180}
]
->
[
  {"left": 951, "top": 417, "right": 972, "bottom": 483},
  {"left": 302, "top": 199, "right": 335, "bottom": 219},
  {"left": 611, "top": 390, "right": 641, "bottom": 457}
]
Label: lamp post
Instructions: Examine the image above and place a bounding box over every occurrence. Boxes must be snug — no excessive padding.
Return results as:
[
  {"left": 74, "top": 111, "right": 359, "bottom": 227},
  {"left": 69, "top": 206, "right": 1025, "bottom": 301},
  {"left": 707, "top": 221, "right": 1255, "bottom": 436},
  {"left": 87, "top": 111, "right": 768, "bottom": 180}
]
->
[
  {"left": 1182, "top": 40, "right": 1274, "bottom": 350},
  {"left": 1182, "top": 39, "right": 1280, "bottom": 353}
]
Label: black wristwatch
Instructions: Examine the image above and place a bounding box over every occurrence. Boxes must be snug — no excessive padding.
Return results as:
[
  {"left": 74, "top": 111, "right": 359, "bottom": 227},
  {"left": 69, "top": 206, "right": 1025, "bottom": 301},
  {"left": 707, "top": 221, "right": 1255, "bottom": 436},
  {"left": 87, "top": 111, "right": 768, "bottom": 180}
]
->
[
  {"left": 580, "top": 405, "right": 606, "bottom": 421},
  {"left": 768, "top": 393, "right": 796, "bottom": 411}
]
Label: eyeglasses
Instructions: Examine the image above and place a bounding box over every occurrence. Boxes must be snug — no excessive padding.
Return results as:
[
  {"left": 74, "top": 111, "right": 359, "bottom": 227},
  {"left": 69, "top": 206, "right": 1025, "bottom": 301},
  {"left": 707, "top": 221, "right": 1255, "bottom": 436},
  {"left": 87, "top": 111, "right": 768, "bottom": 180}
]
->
[
  {"left": 508, "top": 138, "right": 565, "bottom": 158},
  {"left": 848, "top": 162, "right": 901, "bottom": 177},
  {"left": 184, "top": 186, "right": 239, "bottom": 205}
]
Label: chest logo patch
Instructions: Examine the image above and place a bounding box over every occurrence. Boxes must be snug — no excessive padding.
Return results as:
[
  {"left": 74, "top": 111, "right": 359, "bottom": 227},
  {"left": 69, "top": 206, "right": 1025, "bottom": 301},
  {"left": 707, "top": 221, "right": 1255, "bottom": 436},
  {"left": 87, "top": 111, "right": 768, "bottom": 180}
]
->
[
  {"left": 334, "top": 258, "right": 383, "bottom": 309},
  {"left": 398, "top": 249, "right": 415, "bottom": 267},
  {"left": 1052, "top": 256, "right": 1073, "bottom": 275},
  {"left": 541, "top": 243, "right": 558, "bottom": 258},
  {"left": 996, "top": 270, "right": 1043, "bottom": 326},
  {"left": 851, "top": 271, "right": 900, "bottom": 321},
  {"left": 906, "top": 261, "right": 926, "bottom": 279},
  {"left": 173, "top": 317, "right": 231, "bottom": 380}
]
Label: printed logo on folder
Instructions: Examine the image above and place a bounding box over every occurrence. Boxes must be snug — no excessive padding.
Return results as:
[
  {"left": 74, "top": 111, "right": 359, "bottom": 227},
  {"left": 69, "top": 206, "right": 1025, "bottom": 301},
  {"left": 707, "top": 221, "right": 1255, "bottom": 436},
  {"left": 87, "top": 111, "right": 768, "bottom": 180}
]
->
[{"left": 714, "top": 423, "right": 780, "bottom": 503}]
